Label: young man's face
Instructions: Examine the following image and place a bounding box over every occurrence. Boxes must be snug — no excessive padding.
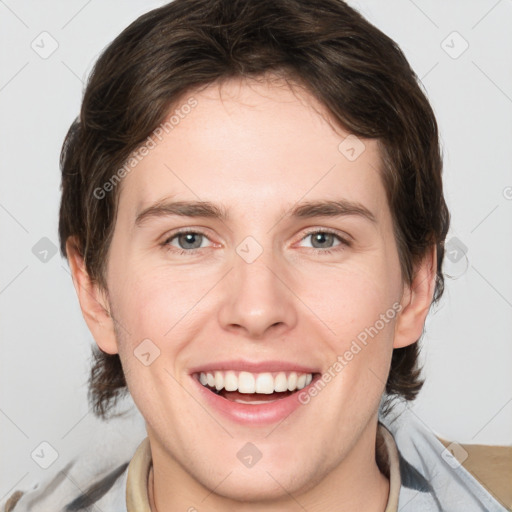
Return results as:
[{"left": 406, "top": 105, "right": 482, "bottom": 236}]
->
[{"left": 73, "top": 76, "right": 432, "bottom": 507}]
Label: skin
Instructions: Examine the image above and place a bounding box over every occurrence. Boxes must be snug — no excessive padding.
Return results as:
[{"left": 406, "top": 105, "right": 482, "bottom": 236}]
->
[{"left": 68, "top": 75, "right": 436, "bottom": 511}]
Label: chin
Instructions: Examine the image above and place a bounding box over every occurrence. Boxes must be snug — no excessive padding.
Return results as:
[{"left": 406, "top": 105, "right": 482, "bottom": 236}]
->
[{"left": 207, "top": 471, "right": 305, "bottom": 504}]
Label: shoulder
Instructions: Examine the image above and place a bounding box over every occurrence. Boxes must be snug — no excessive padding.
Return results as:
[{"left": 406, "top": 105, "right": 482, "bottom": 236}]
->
[
  {"left": 380, "top": 406, "right": 512, "bottom": 512},
  {"left": 437, "top": 437, "right": 512, "bottom": 511},
  {"left": 1, "top": 461, "right": 129, "bottom": 512},
  {"left": 1, "top": 404, "right": 147, "bottom": 512}
]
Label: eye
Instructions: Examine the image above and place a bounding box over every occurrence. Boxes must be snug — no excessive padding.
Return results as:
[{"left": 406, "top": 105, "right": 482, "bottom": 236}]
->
[
  {"left": 161, "top": 228, "right": 350, "bottom": 256},
  {"left": 298, "top": 230, "right": 350, "bottom": 253},
  {"left": 163, "top": 229, "right": 212, "bottom": 254}
]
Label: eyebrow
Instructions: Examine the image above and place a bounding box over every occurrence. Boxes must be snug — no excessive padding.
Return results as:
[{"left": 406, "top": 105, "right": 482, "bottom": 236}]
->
[
  {"left": 134, "top": 198, "right": 376, "bottom": 226},
  {"left": 135, "top": 199, "right": 229, "bottom": 226}
]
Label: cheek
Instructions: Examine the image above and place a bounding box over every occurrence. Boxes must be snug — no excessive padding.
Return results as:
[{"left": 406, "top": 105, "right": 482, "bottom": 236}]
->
[
  {"left": 109, "top": 262, "right": 220, "bottom": 401},
  {"left": 301, "top": 256, "right": 401, "bottom": 336},
  {"left": 112, "top": 261, "right": 202, "bottom": 339},
  {"left": 111, "top": 267, "right": 196, "bottom": 414},
  {"left": 297, "top": 259, "right": 401, "bottom": 393}
]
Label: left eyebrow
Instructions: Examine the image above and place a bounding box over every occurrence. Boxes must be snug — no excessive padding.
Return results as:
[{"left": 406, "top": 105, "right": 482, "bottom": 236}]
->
[{"left": 287, "top": 199, "right": 376, "bottom": 223}]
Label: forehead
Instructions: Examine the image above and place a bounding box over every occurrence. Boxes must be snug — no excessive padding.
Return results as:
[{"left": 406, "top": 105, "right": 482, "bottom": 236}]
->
[{"left": 117, "top": 76, "right": 386, "bottom": 219}]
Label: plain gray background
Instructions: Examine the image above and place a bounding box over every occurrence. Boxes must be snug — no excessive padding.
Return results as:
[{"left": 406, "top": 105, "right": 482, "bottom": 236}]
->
[{"left": 1, "top": 0, "right": 511, "bottom": 501}]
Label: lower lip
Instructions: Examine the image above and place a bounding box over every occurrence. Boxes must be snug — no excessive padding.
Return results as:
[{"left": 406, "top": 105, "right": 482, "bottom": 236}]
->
[{"left": 192, "top": 375, "right": 317, "bottom": 426}]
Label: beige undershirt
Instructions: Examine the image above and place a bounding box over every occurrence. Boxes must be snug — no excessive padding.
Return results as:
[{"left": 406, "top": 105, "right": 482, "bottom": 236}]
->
[{"left": 126, "top": 424, "right": 401, "bottom": 512}]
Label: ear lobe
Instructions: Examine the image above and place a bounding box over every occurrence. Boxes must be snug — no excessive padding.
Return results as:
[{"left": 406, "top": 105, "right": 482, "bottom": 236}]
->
[
  {"left": 393, "top": 245, "right": 437, "bottom": 349},
  {"left": 66, "top": 237, "right": 119, "bottom": 355}
]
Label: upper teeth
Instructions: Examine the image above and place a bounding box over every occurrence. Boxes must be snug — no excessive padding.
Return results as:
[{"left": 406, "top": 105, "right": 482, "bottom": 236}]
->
[{"left": 199, "top": 371, "right": 313, "bottom": 394}]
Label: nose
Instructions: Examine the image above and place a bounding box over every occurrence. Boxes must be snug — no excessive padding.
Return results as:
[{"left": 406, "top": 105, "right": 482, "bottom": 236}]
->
[{"left": 217, "top": 243, "right": 298, "bottom": 339}]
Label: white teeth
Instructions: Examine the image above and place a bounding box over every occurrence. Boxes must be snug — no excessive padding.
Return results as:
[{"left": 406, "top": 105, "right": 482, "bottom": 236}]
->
[
  {"left": 224, "top": 370, "right": 238, "bottom": 391},
  {"left": 287, "top": 372, "right": 298, "bottom": 391},
  {"left": 255, "top": 373, "right": 274, "bottom": 394},
  {"left": 274, "top": 372, "right": 288, "bottom": 392},
  {"left": 214, "top": 371, "right": 224, "bottom": 391},
  {"left": 198, "top": 370, "right": 314, "bottom": 394},
  {"left": 238, "top": 371, "right": 255, "bottom": 393}
]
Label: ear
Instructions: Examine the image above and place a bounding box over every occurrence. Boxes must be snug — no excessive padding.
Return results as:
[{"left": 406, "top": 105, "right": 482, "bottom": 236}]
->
[
  {"left": 66, "top": 237, "right": 119, "bottom": 355},
  {"left": 393, "top": 245, "right": 437, "bottom": 349}
]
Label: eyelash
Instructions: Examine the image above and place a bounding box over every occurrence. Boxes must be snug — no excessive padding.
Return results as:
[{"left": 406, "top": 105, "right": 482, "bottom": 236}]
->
[{"left": 161, "top": 228, "right": 351, "bottom": 256}]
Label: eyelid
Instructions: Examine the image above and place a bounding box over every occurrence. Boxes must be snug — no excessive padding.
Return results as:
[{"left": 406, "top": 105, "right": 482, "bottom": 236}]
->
[{"left": 163, "top": 227, "right": 210, "bottom": 241}]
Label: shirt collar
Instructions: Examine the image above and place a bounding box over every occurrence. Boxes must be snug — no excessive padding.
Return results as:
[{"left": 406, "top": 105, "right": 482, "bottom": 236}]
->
[{"left": 126, "top": 423, "right": 401, "bottom": 512}]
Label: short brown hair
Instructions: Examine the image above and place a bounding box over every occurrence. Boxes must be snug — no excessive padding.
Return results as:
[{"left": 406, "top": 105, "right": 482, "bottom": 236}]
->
[{"left": 59, "top": 0, "right": 450, "bottom": 420}]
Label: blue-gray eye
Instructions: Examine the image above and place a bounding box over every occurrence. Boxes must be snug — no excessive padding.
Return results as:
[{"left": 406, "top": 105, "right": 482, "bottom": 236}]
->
[
  {"left": 309, "top": 232, "right": 337, "bottom": 249},
  {"left": 174, "top": 232, "right": 204, "bottom": 250}
]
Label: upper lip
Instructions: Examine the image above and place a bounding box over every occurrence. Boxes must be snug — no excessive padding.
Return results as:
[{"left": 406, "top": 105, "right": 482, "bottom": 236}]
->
[{"left": 189, "top": 360, "right": 319, "bottom": 375}]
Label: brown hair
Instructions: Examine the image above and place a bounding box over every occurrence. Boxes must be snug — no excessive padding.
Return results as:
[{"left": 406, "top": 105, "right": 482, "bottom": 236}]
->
[{"left": 59, "top": 0, "right": 450, "bottom": 420}]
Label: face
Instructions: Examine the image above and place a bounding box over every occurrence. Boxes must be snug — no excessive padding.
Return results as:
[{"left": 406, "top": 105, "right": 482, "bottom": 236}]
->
[{"left": 91, "top": 77, "right": 410, "bottom": 503}]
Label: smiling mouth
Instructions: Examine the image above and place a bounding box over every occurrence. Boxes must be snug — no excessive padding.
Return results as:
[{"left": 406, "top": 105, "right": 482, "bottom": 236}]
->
[{"left": 195, "top": 370, "right": 317, "bottom": 404}]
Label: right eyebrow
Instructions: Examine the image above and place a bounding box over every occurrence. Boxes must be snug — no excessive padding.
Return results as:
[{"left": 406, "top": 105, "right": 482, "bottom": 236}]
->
[{"left": 135, "top": 199, "right": 229, "bottom": 227}]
